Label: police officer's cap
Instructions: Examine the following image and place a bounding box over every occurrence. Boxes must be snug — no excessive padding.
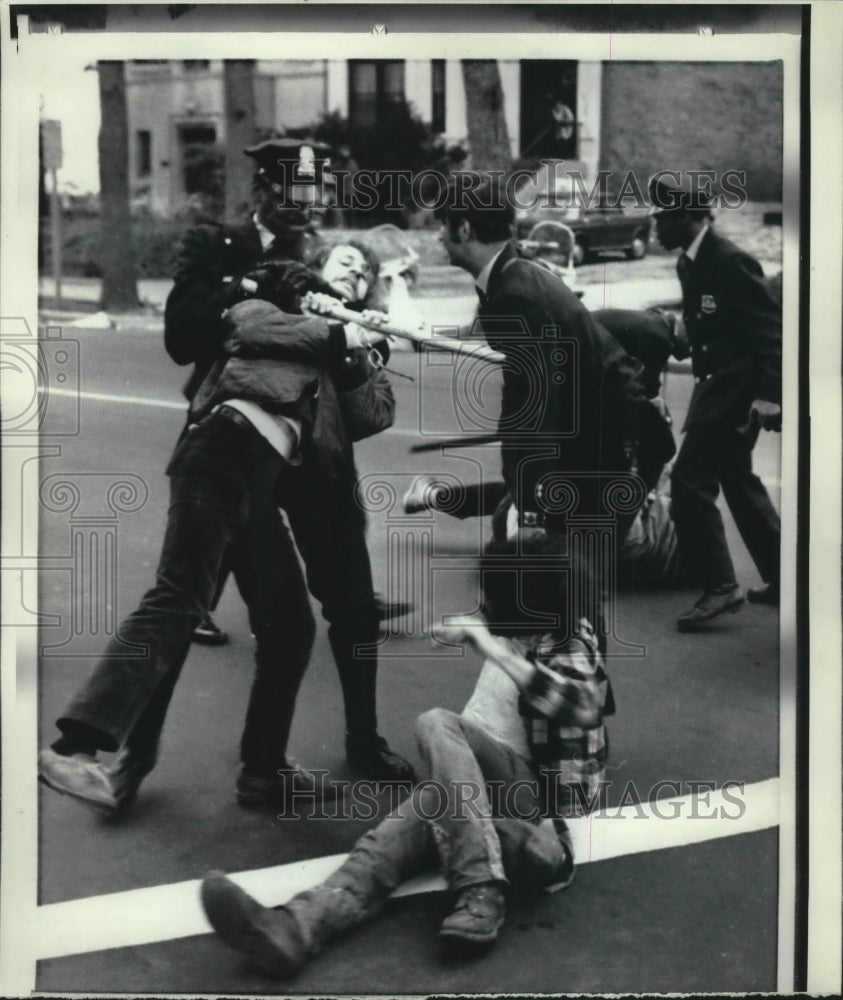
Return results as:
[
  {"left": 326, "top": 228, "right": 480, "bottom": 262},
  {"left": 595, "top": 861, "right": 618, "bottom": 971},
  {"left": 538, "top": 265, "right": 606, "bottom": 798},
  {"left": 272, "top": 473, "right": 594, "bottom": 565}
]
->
[
  {"left": 244, "top": 138, "right": 331, "bottom": 188},
  {"left": 649, "top": 172, "right": 714, "bottom": 215}
]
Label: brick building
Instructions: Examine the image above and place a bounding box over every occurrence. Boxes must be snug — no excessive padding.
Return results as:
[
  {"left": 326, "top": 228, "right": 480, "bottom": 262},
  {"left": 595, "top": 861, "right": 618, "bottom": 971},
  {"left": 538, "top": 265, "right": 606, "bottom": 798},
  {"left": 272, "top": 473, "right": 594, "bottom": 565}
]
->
[{"left": 125, "top": 58, "right": 782, "bottom": 216}]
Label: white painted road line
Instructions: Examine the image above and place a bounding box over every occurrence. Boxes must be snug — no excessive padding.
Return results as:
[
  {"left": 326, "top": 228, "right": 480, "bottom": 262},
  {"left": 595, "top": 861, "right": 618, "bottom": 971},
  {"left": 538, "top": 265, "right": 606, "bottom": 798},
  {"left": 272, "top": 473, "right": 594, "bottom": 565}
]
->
[
  {"left": 36, "top": 777, "right": 778, "bottom": 962},
  {"left": 36, "top": 389, "right": 783, "bottom": 489},
  {"left": 38, "top": 386, "right": 186, "bottom": 411}
]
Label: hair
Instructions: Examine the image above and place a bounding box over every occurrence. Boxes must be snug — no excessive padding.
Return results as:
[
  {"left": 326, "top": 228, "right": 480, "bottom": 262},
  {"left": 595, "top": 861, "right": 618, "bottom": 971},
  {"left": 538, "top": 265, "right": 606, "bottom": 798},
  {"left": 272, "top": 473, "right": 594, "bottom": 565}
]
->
[
  {"left": 306, "top": 239, "right": 381, "bottom": 280},
  {"left": 434, "top": 175, "right": 515, "bottom": 244},
  {"left": 479, "top": 532, "right": 584, "bottom": 638}
]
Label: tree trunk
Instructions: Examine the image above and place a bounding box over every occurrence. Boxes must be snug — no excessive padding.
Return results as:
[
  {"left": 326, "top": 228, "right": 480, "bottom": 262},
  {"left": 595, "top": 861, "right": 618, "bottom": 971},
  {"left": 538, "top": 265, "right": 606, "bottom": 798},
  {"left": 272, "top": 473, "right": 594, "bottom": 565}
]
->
[
  {"left": 223, "top": 60, "right": 257, "bottom": 223},
  {"left": 461, "top": 61, "right": 513, "bottom": 173},
  {"left": 97, "top": 61, "right": 140, "bottom": 311}
]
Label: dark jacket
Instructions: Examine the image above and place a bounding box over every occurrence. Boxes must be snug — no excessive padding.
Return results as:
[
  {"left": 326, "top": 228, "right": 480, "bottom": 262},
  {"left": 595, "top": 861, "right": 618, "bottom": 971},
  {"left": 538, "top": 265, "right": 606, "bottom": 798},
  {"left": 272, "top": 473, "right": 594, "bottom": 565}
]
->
[
  {"left": 592, "top": 308, "right": 674, "bottom": 400},
  {"left": 679, "top": 228, "right": 781, "bottom": 429},
  {"left": 190, "top": 298, "right": 395, "bottom": 479},
  {"left": 477, "top": 243, "right": 646, "bottom": 514},
  {"left": 164, "top": 220, "right": 284, "bottom": 401}
]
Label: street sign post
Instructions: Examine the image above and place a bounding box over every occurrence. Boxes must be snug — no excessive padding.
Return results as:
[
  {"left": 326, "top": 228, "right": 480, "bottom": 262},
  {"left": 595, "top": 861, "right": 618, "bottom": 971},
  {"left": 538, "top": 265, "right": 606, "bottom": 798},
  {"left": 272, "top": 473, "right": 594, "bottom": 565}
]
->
[{"left": 41, "top": 120, "right": 63, "bottom": 306}]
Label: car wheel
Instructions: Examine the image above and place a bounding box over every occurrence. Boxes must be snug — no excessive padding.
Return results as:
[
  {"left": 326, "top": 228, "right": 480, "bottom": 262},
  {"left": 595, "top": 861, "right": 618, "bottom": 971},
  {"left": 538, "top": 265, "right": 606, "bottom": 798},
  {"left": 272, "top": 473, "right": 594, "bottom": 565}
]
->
[
  {"left": 572, "top": 242, "right": 586, "bottom": 266},
  {"left": 626, "top": 234, "right": 648, "bottom": 260}
]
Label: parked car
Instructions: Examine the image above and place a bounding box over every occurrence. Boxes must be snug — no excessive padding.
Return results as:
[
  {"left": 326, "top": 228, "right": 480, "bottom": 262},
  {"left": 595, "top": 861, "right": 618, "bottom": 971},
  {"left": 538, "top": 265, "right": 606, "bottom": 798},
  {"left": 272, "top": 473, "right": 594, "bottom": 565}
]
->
[
  {"left": 516, "top": 219, "right": 578, "bottom": 291},
  {"left": 513, "top": 168, "right": 652, "bottom": 265}
]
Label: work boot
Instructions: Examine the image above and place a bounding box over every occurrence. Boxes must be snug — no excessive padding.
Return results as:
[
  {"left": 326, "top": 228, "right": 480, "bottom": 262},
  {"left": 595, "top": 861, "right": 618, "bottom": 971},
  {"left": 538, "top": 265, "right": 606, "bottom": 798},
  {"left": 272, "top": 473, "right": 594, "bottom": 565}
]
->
[
  {"left": 438, "top": 883, "right": 506, "bottom": 951},
  {"left": 677, "top": 583, "right": 744, "bottom": 631},
  {"left": 201, "top": 872, "right": 309, "bottom": 979}
]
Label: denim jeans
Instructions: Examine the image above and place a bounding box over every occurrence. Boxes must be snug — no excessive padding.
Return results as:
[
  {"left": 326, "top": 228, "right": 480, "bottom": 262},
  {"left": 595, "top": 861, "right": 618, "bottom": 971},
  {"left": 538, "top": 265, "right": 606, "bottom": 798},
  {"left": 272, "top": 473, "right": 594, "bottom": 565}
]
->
[
  {"left": 281, "top": 707, "right": 568, "bottom": 953},
  {"left": 58, "top": 410, "right": 316, "bottom": 775}
]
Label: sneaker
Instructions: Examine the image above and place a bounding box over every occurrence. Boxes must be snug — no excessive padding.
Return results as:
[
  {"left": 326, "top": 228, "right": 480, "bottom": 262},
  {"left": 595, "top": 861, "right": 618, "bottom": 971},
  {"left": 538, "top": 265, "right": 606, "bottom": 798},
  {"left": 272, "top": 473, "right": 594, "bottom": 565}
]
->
[
  {"left": 201, "top": 871, "right": 308, "bottom": 979},
  {"left": 677, "top": 584, "right": 745, "bottom": 631},
  {"left": 402, "top": 476, "right": 443, "bottom": 514},
  {"left": 235, "top": 761, "right": 339, "bottom": 808},
  {"left": 191, "top": 613, "right": 229, "bottom": 646},
  {"left": 38, "top": 748, "right": 119, "bottom": 814},
  {"left": 345, "top": 734, "right": 415, "bottom": 782},
  {"left": 438, "top": 883, "right": 506, "bottom": 949},
  {"left": 747, "top": 582, "right": 779, "bottom": 606}
]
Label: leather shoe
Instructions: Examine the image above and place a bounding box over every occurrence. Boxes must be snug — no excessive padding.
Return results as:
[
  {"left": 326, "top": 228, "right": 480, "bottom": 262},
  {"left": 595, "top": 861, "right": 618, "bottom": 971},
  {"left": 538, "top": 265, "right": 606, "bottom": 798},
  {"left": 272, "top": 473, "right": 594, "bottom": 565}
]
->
[
  {"left": 38, "top": 748, "right": 119, "bottom": 814},
  {"left": 201, "top": 871, "right": 308, "bottom": 979},
  {"left": 374, "top": 593, "right": 414, "bottom": 621},
  {"left": 677, "top": 584, "right": 744, "bottom": 631},
  {"left": 438, "top": 883, "right": 506, "bottom": 949},
  {"left": 747, "top": 582, "right": 779, "bottom": 606},
  {"left": 345, "top": 734, "right": 415, "bottom": 782},
  {"left": 236, "top": 761, "right": 339, "bottom": 808},
  {"left": 191, "top": 612, "right": 229, "bottom": 646}
]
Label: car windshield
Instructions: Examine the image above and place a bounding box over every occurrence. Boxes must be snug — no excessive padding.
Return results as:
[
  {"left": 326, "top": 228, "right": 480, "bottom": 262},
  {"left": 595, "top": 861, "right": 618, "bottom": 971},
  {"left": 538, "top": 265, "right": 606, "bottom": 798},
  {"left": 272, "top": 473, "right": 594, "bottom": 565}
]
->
[{"left": 513, "top": 164, "right": 585, "bottom": 215}]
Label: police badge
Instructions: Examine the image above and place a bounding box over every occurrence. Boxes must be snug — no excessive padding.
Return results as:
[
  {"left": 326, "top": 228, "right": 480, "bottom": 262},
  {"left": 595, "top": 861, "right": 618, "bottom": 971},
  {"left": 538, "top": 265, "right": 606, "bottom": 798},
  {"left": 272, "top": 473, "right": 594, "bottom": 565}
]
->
[{"left": 700, "top": 294, "right": 717, "bottom": 314}]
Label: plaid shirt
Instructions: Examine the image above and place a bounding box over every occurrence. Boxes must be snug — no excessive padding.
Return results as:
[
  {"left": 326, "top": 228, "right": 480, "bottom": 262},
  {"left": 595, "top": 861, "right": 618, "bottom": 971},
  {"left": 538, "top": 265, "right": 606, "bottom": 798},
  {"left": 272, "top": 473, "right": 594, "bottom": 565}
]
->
[{"left": 514, "top": 619, "right": 613, "bottom": 818}]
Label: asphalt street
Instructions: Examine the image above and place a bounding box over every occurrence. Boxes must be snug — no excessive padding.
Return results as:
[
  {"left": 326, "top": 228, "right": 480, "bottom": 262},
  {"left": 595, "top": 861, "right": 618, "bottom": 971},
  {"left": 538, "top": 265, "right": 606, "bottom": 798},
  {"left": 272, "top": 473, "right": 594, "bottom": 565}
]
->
[{"left": 34, "top": 293, "right": 783, "bottom": 994}]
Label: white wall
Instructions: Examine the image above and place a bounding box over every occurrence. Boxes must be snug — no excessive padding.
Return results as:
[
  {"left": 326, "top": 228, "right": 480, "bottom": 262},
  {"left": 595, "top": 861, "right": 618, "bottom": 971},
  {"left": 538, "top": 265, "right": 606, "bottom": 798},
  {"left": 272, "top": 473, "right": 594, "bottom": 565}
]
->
[
  {"left": 576, "top": 62, "right": 602, "bottom": 180},
  {"left": 499, "top": 60, "right": 521, "bottom": 157},
  {"left": 404, "top": 60, "right": 432, "bottom": 122},
  {"left": 326, "top": 60, "right": 348, "bottom": 117}
]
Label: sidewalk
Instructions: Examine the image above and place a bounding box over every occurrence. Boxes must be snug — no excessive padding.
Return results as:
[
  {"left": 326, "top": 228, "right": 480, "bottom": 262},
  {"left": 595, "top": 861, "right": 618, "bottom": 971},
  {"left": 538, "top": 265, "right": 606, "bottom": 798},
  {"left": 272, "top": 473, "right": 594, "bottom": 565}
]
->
[{"left": 39, "top": 270, "right": 681, "bottom": 324}]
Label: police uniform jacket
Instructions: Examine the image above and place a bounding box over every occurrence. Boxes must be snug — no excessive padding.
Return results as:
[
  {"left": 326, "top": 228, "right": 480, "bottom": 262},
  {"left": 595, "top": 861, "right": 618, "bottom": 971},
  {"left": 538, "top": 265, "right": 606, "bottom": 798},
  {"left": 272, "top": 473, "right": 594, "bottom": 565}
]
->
[
  {"left": 165, "top": 220, "right": 311, "bottom": 402},
  {"left": 679, "top": 228, "right": 781, "bottom": 430},
  {"left": 478, "top": 242, "right": 647, "bottom": 515}
]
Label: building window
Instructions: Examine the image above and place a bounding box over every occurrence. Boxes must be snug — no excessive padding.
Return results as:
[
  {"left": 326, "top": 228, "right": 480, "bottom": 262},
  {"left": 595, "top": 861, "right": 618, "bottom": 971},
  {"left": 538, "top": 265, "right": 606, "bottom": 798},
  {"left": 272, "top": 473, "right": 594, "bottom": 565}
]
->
[
  {"left": 349, "top": 60, "right": 405, "bottom": 128},
  {"left": 136, "top": 130, "right": 152, "bottom": 178},
  {"left": 520, "top": 60, "right": 578, "bottom": 159},
  {"left": 431, "top": 60, "right": 446, "bottom": 133},
  {"left": 183, "top": 60, "right": 210, "bottom": 71}
]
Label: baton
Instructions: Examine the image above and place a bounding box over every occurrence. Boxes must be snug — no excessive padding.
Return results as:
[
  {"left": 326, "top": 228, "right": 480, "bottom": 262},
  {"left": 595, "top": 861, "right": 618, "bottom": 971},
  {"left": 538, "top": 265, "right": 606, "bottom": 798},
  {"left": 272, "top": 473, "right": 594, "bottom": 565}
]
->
[
  {"left": 302, "top": 295, "right": 505, "bottom": 365},
  {"left": 410, "top": 433, "right": 502, "bottom": 453}
]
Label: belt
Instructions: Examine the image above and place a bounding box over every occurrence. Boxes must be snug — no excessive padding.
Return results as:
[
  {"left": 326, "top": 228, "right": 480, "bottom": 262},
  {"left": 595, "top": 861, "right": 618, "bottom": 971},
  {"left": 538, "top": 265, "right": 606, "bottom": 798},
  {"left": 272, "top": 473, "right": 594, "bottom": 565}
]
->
[{"left": 214, "top": 404, "right": 257, "bottom": 434}]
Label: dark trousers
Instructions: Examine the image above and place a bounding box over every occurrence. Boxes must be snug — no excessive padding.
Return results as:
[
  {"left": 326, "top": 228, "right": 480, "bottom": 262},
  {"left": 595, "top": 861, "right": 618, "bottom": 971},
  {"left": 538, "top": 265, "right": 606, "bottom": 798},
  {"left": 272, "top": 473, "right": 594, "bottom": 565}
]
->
[
  {"left": 671, "top": 423, "right": 780, "bottom": 589},
  {"left": 57, "top": 411, "right": 316, "bottom": 775},
  {"left": 434, "top": 481, "right": 509, "bottom": 520},
  {"left": 281, "top": 467, "right": 381, "bottom": 741}
]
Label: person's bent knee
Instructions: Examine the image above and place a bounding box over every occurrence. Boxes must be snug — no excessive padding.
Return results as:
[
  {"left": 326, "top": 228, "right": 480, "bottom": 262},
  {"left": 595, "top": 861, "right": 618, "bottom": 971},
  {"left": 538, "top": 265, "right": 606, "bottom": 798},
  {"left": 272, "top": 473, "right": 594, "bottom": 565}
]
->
[{"left": 414, "top": 707, "right": 459, "bottom": 747}]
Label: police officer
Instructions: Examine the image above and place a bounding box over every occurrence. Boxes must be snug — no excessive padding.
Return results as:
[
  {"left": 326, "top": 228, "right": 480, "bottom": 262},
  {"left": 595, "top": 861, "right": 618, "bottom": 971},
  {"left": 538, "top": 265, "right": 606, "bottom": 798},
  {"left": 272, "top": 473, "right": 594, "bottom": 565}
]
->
[
  {"left": 649, "top": 173, "right": 781, "bottom": 631},
  {"left": 38, "top": 142, "right": 412, "bottom": 818},
  {"left": 166, "top": 139, "right": 413, "bottom": 780}
]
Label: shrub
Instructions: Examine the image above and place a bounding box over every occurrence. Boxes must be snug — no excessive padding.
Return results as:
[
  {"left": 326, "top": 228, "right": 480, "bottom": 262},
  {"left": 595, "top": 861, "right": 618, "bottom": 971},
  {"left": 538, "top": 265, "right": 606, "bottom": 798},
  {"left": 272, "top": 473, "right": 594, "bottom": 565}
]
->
[
  {"left": 312, "top": 102, "right": 465, "bottom": 227},
  {"left": 40, "top": 213, "right": 189, "bottom": 279}
]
